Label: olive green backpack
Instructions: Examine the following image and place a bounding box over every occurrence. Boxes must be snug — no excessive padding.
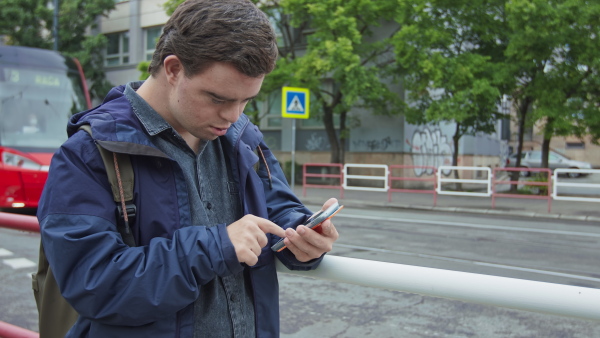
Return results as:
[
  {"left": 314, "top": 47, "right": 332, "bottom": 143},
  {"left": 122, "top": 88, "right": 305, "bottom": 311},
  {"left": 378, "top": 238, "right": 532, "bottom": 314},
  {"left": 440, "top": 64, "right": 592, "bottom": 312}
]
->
[{"left": 32, "top": 125, "right": 137, "bottom": 337}]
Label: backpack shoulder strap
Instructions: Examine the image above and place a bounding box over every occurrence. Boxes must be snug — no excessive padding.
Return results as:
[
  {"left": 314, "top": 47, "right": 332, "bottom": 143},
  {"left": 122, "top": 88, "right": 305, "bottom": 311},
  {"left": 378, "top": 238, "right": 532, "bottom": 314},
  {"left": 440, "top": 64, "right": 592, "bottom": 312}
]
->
[{"left": 78, "top": 124, "right": 136, "bottom": 247}]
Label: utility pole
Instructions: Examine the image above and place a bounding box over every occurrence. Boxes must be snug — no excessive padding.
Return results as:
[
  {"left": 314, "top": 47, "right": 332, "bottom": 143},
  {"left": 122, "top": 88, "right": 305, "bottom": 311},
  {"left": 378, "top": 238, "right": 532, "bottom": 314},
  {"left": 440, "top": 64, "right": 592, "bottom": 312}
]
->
[{"left": 53, "top": 0, "right": 59, "bottom": 51}]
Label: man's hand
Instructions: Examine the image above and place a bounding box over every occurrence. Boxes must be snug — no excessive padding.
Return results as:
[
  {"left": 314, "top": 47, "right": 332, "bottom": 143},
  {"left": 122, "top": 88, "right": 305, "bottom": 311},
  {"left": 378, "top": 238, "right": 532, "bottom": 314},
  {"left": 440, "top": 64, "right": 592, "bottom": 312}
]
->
[
  {"left": 227, "top": 214, "right": 286, "bottom": 266},
  {"left": 283, "top": 198, "right": 340, "bottom": 262}
]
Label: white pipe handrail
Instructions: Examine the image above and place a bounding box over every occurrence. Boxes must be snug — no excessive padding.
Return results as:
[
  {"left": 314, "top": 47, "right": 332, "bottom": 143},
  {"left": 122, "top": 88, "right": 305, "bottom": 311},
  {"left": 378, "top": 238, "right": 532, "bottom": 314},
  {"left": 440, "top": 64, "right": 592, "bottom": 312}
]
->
[
  {"left": 343, "top": 164, "right": 389, "bottom": 192},
  {"left": 277, "top": 255, "right": 600, "bottom": 321},
  {"left": 436, "top": 166, "right": 492, "bottom": 197},
  {"left": 553, "top": 169, "right": 600, "bottom": 202}
]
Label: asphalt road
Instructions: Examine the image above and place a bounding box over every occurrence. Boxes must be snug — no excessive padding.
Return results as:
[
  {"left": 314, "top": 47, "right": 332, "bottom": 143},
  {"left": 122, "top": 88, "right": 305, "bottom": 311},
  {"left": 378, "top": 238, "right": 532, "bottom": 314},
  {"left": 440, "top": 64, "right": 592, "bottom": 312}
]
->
[
  {"left": 279, "top": 206, "right": 600, "bottom": 337},
  {"left": 2, "top": 207, "right": 600, "bottom": 337}
]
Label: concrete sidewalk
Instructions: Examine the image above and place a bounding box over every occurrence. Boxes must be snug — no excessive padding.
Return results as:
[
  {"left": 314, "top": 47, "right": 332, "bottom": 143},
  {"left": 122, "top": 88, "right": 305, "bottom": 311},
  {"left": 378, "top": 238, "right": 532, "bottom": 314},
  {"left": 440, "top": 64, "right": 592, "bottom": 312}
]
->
[{"left": 293, "top": 185, "right": 600, "bottom": 223}]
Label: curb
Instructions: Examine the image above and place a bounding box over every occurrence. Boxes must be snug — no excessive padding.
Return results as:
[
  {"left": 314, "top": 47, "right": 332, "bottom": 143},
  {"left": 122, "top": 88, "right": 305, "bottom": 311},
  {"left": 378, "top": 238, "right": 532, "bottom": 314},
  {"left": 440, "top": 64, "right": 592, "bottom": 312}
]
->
[{"left": 299, "top": 197, "right": 600, "bottom": 223}]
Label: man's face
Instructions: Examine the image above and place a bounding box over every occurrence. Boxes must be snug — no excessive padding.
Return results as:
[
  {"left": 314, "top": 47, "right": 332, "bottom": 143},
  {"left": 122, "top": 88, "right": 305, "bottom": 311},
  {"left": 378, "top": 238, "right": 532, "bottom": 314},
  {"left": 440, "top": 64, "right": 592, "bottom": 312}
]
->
[{"left": 166, "top": 61, "right": 264, "bottom": 141}]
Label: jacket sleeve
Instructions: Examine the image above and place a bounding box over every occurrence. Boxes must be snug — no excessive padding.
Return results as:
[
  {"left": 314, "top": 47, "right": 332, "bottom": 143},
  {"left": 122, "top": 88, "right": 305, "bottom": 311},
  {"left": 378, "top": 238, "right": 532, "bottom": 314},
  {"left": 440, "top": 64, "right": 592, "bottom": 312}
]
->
[
  {"left": 37, "top": 132, "right": 243, "bottom": 326},
  {"left": 255, "top": 141, "right": 326, "bottom": 271}
]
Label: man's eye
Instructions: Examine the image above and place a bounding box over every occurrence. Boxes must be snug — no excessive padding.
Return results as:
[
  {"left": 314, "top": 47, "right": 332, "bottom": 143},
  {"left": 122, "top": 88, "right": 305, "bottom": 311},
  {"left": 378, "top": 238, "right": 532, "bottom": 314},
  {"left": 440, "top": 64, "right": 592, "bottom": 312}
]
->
[{"left": 212, "top": 98, "right": 225, "bottom": 105}]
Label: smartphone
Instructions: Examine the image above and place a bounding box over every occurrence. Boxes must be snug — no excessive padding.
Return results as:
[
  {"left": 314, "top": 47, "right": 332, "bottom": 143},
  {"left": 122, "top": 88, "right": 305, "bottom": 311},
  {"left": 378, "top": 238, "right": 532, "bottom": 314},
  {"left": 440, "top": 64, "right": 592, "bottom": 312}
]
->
[{"left": 271, "top": 202, "right": 344, "bottom": 252}]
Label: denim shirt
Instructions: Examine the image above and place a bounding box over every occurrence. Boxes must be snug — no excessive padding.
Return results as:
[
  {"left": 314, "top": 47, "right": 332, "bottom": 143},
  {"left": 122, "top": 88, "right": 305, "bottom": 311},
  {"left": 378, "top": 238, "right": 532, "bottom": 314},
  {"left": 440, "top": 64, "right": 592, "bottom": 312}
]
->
[{"left": 124, "top": 82, "right": 256, "bottom": 337}]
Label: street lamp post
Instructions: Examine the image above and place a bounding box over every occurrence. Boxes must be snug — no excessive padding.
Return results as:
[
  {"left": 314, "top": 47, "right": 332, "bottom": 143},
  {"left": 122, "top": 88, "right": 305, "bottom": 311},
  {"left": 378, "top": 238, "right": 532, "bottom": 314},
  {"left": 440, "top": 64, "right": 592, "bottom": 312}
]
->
[{"left": 53, "top": 0, "right": 59, "bottom": 51}]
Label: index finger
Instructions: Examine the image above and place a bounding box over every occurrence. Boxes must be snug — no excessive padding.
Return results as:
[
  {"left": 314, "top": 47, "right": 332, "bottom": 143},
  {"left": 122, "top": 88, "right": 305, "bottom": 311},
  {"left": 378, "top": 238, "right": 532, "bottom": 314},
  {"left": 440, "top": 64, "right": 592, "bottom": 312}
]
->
[
  {"left": 321, "top": 198, "right": 338, "bottom": 211},
  {"left": 256, "top": 219, "right": 286, "bottom": 238}
]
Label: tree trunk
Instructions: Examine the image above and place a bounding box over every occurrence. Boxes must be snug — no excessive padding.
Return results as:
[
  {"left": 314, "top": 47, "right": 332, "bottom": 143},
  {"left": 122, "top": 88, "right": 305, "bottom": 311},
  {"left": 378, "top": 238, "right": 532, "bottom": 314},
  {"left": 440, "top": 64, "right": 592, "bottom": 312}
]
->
[
  {"left": 323, "top": 90, "right": 344, "bottom": 164},
  {"left": 541, "top": 117, "right": 554, "bottom": 170},
  {"left": 539, "top": 117, "right": 554, "bottom": 186},
  {"left": 509, "top": 96, "right": 531, "bottom": 193},
  {"left": 452, "top": 122, "right": 462, "bottom": 191},
  {"left": 323, "top": 106, "right": 341, "bottom": 163},
  {"left": 339, "top": 110, "right": 347, "bottom": 165}
]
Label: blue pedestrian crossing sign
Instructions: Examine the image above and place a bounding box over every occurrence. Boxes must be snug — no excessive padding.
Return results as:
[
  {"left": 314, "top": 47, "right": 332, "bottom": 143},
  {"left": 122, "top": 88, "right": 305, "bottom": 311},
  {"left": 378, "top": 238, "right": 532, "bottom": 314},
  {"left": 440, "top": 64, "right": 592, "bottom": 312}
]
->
[{"left": 282, "top": 87, "right": 310, "bottom": 119}]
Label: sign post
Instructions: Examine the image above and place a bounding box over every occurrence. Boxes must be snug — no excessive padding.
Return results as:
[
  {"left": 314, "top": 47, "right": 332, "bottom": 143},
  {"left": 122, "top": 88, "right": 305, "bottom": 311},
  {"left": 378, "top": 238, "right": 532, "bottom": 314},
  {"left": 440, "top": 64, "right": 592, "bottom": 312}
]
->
[{"left": 282, "top": 87, "right": 310, "bottom": 191}]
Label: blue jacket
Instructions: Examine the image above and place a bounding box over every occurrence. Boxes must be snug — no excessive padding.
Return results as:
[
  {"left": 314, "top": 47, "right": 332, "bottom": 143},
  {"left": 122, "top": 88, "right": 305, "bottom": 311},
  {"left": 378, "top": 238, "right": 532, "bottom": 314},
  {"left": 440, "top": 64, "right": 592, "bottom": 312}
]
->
[{"left": 37, "top": 85, "right": 322, "bottom": 337}]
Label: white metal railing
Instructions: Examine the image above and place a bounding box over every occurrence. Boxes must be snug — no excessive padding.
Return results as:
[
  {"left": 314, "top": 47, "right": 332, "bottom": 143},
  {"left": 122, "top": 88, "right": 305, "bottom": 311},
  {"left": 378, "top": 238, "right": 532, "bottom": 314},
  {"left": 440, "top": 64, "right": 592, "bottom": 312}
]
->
[
  {"left": 276, "top": 255, "right": 600, "bottom": 321},
  {"left": 553, "top": 169, "right": 600, "bottom": 202},
  {"left": 343, "top": 164, "right": 389, "bottom": 192},
  {"left": 436, "top": 166, "right": 492, "bottom": 197},
  {"left": 302, "top": 164, "right": 599, "bottom": 205}
]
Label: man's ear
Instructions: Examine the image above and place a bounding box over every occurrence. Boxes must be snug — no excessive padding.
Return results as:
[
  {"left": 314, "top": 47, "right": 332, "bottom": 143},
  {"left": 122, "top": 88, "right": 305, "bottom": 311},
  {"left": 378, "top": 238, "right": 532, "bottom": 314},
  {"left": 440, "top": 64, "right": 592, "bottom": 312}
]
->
[{"left": 163, "top": 55, "right": 183, "bottom": 85}]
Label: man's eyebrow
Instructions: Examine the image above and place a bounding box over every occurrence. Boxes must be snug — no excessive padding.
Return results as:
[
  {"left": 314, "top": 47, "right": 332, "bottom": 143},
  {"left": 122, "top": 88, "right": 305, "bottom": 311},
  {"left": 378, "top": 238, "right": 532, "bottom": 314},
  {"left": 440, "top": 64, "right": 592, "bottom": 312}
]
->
[{"left": 206, "top": 91, "right": 257, "bottom": 102}]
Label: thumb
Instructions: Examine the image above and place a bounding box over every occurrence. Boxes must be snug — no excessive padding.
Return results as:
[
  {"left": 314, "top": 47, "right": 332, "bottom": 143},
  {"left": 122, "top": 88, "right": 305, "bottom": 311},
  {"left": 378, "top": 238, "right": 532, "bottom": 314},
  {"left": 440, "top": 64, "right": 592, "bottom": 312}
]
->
[{"left": 257, "top": 219, "right": 286, "bottom": 238}]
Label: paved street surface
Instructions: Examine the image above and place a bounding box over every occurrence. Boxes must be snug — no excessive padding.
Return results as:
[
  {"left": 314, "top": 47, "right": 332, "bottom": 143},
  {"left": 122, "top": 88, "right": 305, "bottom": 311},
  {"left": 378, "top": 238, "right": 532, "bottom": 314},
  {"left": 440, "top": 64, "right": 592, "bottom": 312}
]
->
[{"left": 279, "top": 181, "right": 600, "bottom": 337}]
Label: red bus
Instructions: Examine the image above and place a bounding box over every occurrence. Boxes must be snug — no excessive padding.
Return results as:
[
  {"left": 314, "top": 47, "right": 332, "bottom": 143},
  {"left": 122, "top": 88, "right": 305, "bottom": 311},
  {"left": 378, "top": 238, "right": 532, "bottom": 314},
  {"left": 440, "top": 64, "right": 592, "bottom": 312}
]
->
[{"left": 0, "top": 45, "right": 92, "bottom": 210}]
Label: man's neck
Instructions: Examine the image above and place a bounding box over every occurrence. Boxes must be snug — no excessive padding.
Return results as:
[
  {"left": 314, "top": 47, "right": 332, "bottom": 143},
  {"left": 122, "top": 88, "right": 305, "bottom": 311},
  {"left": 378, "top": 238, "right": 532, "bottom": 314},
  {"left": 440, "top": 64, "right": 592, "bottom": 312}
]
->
[{"left": 136, "top": 76, "right": 203, "bottom": 154}]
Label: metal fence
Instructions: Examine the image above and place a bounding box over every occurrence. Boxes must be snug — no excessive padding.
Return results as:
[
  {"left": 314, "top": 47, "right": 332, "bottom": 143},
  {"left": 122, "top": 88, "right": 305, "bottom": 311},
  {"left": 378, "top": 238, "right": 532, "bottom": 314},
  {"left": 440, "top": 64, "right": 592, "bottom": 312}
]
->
[{"left": 302, "top": 164, "right": 600, "bottom": 211}]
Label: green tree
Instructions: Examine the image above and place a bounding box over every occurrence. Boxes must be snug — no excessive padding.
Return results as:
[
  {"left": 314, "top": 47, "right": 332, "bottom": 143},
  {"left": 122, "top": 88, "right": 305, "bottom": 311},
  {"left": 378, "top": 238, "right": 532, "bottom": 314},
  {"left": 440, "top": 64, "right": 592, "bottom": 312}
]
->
[
  {"left": 505, "top": 0, "right": 600, "bottom": 170},
  {"left": 0, "top": 0, "right": 115, "bottom": 101},
  {"left": 391, "top": 0, "right": 504, "bottom": 184},
  {"left": 280, "top": 0, "right": 404, "bottom": 164},
  {"left": 0, "top": 0, "right": 51, "bottom": 48}
]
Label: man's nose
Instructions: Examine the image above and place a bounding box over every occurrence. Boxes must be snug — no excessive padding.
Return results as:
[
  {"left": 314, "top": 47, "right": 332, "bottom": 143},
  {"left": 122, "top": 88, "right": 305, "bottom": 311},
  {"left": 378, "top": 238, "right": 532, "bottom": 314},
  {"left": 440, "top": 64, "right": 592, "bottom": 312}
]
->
[{"left": 221, "top": 103, "right": 245, "bottom": 123}]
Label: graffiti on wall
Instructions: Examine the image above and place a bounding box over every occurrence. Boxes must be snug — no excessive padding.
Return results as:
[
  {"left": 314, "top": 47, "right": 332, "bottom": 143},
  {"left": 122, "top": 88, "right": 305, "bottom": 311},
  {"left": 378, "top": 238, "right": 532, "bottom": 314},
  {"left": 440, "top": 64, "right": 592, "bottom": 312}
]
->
[
  {"left": 305, "top": 133, "right": 327, "bottom": 151},
  {"left": 407, "top": 126, "right": 454, "bottom": 176},
  {"left": 352, "top": 137, "right": 403, "bottom": 152}
]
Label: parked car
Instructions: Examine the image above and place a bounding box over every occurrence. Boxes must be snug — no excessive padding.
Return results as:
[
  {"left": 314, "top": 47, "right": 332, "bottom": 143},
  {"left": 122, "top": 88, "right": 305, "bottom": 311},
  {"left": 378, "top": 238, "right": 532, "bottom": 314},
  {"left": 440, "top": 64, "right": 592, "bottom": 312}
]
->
[{"left": 506, "top": 150, "right": 592, "bottom": 178}]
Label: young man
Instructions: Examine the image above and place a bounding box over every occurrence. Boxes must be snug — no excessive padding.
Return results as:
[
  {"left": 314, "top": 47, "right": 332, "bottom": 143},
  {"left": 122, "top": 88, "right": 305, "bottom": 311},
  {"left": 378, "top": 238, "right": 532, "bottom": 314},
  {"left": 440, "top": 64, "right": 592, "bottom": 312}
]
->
[{"left": 36, "top": 0, "right": 339, "bottom": 336}]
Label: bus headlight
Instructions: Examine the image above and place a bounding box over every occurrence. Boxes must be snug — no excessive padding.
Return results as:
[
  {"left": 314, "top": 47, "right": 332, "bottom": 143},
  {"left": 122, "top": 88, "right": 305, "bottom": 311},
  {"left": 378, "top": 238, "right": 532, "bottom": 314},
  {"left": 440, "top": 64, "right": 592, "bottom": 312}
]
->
[{"left": 1, "top": 151, "right": 42, "bottom": 170}]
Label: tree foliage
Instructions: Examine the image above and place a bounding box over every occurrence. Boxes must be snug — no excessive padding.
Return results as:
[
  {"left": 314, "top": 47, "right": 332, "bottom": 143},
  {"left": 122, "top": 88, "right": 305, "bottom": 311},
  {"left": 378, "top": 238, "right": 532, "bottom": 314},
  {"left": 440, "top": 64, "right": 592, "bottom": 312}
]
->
[
  {"left": 392, "top": 0, "right": 504, "bottom": 170},
  {"left": 502, "top": 0, "right": 600, "bottom": 169},
  {"left": 280, "top": 0, "right": 404, "bottom": 163},
  {"left": 0, "top": 0, "right": 115, "bottom": 100}
]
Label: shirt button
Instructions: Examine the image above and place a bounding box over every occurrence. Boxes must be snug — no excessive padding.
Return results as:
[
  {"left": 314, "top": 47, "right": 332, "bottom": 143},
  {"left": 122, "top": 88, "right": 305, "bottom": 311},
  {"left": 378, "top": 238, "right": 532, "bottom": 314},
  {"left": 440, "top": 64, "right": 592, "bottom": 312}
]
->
[
  {"left": 230, "top": 294, "right": 236, "bottom": 302},
  {"left": 206, "top": 202, "right": 212, "bottom": 210}
]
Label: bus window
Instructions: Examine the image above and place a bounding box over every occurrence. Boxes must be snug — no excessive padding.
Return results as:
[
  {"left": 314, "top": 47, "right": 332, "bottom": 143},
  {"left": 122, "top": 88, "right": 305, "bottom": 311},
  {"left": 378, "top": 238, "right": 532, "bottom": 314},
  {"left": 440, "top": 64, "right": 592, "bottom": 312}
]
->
[{"left": 0, "top": 66, "right": 87, "bottom": 148}]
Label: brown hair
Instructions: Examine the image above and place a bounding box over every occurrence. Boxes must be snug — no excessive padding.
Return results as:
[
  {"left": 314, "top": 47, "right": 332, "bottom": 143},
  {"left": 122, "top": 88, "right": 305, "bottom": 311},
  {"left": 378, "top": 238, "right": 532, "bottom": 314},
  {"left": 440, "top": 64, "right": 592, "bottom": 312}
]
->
[{"left": 148, "top": 0, "right": 278, "bottom": 78}]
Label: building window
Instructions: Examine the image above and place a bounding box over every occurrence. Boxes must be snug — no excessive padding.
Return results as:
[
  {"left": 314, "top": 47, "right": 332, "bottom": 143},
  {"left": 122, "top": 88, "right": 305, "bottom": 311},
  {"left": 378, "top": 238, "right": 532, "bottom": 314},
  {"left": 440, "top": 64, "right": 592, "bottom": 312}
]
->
[
  {"left": 144, "top": 26, "right": 163, "bottom": 61},
  {"left": 566, "top": 142, "right": 585, "bottom": 149},
  {"left": 105, "top": 31, "right": 129, "bottom": 66}
]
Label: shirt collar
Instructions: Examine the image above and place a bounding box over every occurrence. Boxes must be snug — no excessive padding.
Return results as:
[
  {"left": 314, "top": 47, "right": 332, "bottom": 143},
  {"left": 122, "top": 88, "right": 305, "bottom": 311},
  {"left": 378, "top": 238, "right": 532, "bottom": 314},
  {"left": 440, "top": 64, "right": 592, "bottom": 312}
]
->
[{"left": 124, "top": 81, "right": 171, "bottom": 136}]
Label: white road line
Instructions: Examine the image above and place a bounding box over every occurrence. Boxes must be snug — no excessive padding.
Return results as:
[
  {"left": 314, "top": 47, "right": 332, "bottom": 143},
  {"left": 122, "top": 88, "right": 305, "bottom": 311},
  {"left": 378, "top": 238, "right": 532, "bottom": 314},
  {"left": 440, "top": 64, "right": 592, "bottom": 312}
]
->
[
  {"left": 335, "top": 243, "right": 600, "bottom": 283},
  {"left": 3, "top": 257, "right": 37, "bottom": 269},
  {"left": 338, "top": 213, "right": 600, "bottom": 238},
  {"left": 0, "top": 248, "right": 14, "bottom": 257}
]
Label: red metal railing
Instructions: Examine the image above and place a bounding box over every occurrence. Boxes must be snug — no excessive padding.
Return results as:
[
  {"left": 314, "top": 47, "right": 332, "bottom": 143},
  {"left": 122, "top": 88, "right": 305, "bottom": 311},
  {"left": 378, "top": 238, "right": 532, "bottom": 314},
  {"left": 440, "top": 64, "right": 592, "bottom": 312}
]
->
[
  {"left": 302, "top": 163, "right": 344, "bottom": 199},
  {"left": 0, "top": 320, "right": 39, "bottom": 338},
  {"left": 492, "top": 168, "right": 552, "bottom": 212},
  {"left": 0, "top": 212, "right": 40, "bottom": 233},
  {"left": 388, "top": 165, "right": 437, "bottom": 206}
]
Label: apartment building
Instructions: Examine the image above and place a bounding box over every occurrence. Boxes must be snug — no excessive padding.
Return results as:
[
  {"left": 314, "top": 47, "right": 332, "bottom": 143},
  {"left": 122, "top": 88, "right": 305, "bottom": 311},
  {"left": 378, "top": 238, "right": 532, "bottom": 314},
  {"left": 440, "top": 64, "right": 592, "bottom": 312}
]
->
[{"left": 99, "top": 0, "right": 168, "bottom": 86}]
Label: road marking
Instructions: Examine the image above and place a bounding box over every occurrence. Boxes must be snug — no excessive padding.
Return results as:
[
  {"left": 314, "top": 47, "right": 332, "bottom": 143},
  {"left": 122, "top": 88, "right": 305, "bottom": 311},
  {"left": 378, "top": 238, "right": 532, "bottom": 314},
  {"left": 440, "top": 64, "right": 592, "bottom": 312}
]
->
[
  {"left": 3, "top": 257, "right": 37, "bottom": 269},
  {"left": 338, "top": 213, "right": 600, "bottom": 238},
  {"left": 335, "top": 243, "right": 600, "bottom": 283},
  {"left": 0, "top": 248, "right": 14, "bottom": 257}
]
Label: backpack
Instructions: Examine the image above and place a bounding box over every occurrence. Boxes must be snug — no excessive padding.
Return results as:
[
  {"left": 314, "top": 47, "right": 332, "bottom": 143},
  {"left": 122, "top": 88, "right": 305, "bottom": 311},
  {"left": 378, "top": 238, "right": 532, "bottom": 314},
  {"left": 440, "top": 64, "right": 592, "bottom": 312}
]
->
[{"left": 32, "top": 125, "right": 137, "bottom": 338}]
